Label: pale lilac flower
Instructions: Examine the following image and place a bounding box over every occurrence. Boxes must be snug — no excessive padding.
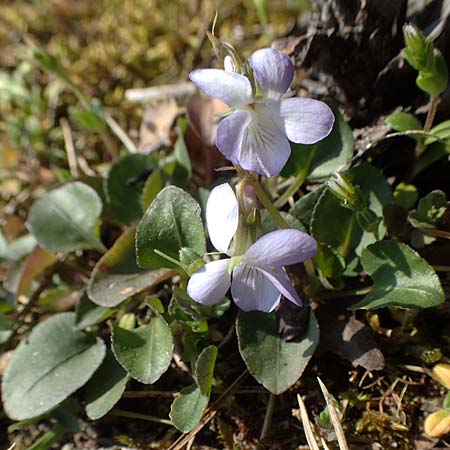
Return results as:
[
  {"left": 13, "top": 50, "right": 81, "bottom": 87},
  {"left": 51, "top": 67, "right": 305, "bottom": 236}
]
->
[
  {"left": 187, "top": 183, "right": 317, "bottom": 312},
  {"left": 189, "top": 48, "right": 335, "bottom": 177}
]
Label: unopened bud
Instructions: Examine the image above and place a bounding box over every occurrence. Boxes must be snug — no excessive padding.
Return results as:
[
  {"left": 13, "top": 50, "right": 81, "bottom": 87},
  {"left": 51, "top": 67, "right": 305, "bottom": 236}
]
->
[{"left": 327, "top": 172, "right": 366, "bottom": 212}]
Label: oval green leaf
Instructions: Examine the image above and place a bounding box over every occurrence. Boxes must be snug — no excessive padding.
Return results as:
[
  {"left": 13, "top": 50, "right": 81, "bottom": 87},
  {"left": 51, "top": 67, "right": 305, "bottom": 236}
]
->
[
  {"left": 111, "top": 314, "right": 173, "bottom": 384},
  {"left": 236, "top": 310, "right": 319, "bottom": 394},
  {"left": 28, "top": 182, "right": 104, "bottom": 252},
  {"left": 194, "top": 345, "right": 217, "bottom": 396},
  {"left": 170, "top": 384, "right": 208, "bottom": 433},
  {"left": 106, "top": 153, "right": 155, "bottom": 224},
  {"left": 136, "top": 186, "right": 206, "bottom": 269},
  {"left": 2, "top": 312, "right": 106, "bottom": 420},
  {"left": 84, "top": 350, "right": 128, "bottom": 420},
  {"left": 350, "top": 241, "right": 445, "bottom": 310},
  {"left": 88, "top": 226, "right": 174, "bottom": 307}
]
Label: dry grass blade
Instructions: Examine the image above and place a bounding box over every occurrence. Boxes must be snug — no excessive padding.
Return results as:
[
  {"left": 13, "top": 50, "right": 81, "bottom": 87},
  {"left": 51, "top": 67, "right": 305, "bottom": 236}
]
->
[
  {"left": 317, "top": 377, "right": 350, "bottom": 450},
  {"left": 104, "top": 112, "right": 138, "bottom": 153},
  {"left": 297, "top": 394, "right": 321, "bottom": 450}
]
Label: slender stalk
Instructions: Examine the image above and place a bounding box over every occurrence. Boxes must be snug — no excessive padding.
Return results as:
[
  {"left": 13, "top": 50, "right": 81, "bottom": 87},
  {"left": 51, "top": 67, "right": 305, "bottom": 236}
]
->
[
  {"left": 260, "top": 393, "right": 276, "bottom": 440},
  {"left": 246, "top": 176, "right": 317, "bottom": 281},
  {"left": 109, "top": 408, "right": 173, "bottom": 426},
  {"left": 274, "top": 146, "right": 316, "bottom": 208},
  {"left": 415, "top": 95, "right": 439, "bottom": 158},
  {"left": 274, "top": 172, "right": 307, "bottom": 208},
  {"left": 247, "top": 177, "right": 288, "bottom": 229},
  {"left": 317, "top": 286, "right": 372, "bottom": 300}
]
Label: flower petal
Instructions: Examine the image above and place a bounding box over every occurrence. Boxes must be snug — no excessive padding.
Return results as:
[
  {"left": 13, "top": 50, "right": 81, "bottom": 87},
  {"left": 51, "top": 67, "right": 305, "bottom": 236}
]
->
[
  {"left": 249, "top": 48, "right": 294, "bottom": 101},
  {"left": 239, "top": 104, "right": 291, "bottom": 177},
  {"left": 216, "top": 110, "right": 251, "bottom": 165},
  {"left": 206, "top": 183, "right": 239, "bottom": 254},
  {"left": 189, "top": 69, "right": 253, "bottom": 108},
  {"left": 244, "top": 229, "right": 317, "bottom": 267},
  {"left": 187, "top": 259, "right": 231, "bottom": 306},
  {"left": 258, "top": 267, "right": 302, "bottom": 306},
  {"left": 231, "top": 263, "right": 280, "bottom": 312},
  {"left": 280, "top": 98, "right": 335, "bottom": 144}
]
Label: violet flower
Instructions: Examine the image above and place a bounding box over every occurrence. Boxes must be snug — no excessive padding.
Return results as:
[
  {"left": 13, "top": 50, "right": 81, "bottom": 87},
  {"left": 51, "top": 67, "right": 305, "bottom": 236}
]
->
[
  {"left": 187, "top": 183, "right": 317, "bottom": 312},
  {"left": 189, "top": 48, "right": 335, "bottom": 177}
]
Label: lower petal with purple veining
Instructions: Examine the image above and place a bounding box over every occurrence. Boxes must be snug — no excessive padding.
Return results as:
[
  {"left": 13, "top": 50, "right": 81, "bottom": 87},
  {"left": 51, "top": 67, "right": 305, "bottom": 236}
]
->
[
  {"left": 216, "top": 110, "right": 251, "bottom": 164},
  {"left": 231, "top": 263, "right": 281, "bottom": 312},
  {"left": 258, "top": 267, "right": 302, "bottom": 307},
  {"left": 238, "top": 104, "right": 291, "bottom": 177}
]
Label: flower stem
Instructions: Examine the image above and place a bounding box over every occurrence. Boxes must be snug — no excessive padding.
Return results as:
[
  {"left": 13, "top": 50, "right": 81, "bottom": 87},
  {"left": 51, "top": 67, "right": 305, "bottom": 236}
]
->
[
  {"left": 260, "top": 393, "right": 276, "bottom": 440},
  {"left": 109, "top": 408, "right": 173, "bottom": 425},
  {"left": 415, "top": 95, "right": 439, "bottom": 159},
  {"left": 247, "top": 177, "right": 288, "bottom": 229},
  {"left": 317, "top": 286, "right": 372, "bottom": 300},
  {"left": 247, "top": 176, "right": 317, "bottom": 280}
]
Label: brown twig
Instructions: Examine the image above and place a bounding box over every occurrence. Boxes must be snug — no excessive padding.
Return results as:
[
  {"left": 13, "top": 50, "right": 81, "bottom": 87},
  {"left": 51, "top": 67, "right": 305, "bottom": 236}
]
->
[{"left": 60, "top": 117, "right": 78, "bottom": 177}]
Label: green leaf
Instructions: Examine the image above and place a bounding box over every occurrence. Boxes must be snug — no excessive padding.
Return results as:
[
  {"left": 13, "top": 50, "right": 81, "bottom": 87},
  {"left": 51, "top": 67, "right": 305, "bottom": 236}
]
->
[
  {"left": 280, "top": 142, "right": 316, "bottom": 178},
  {"left": 311, "top": 189, "right": 356, "bottom": 257},
  {"left": 194, "top": 345, "right": 217, "bottom": 396},
  {"left": 106, "top": 153, "right": 155, "bottom": 224},
  {"left": 141, "top": 169, "right": 164, "bottom": 211},
  {"left": 443, "top": 392, "right": 450, "bottom": 411},
  {"left": 425, "top": 120, "right": 450, "bottom": 146},
  {"left": 170, "top": 384, "right": 208, "bottom": 433},
  {"left": 170, "top": 343, "right": 216, "bottom": 432},
  {"left": 0, "top": 232, "right": 36, "bottom": 262},
  {"left": 308, "top": 101, "right": 354, "bottom": 180},
  {"left": 69, "top": 107, "right": 106, "bottom": 132},
  {"left": 261, "top": 210, "right": 306, "bottom": 234},
  {"left": 0, "top": 313, "right": 14, "bottom": 345},
  {"left": 416, "top": 50, "right": 448, "bottom": 96},
  {"left": 172, "top": 120, "right": 192, "bottom": 186},
  {"left": 385, "top": 112, "right": 422, "bottom": 135},
  {"left": 26, "top": 424, "right": 66, "bottom": 450},
  {"left": 84, "top": 350, "right": 128, "bottom": 420},
  {"left": 75, "top": 292, "right": 113, "bottom": 329},
  {"left": 111, "top": 314, "right": 173, "bottom": 384},
  {"left": 136, "top": 186, "right": 206, "bottom": 269},
  {"left": 394, "top": 182, "right": 418, "bottom": 210},
  {"left": 314, "top": 243, "right": 346, "bottom": 289},
  {"left": 408, "top": 190, "right": 447, "bottom": 229},
  {"left": 350, "top": 241, "right": 445, "bottom": 310},
  {"left": 88, "top": 226, "right": 173, "bottom": 307},
  {"left": 311, "top": 164, "right": 393, "bottom": 258},
  {"left": 1, "top": 312, "right": 106, "bottom": 420},
  {"left": 289, "top": 185, "right": 326, "bottom": 230},
  {"left": 236, "top": 310, "right": 319, "bottom": 394},
  {"left": 413, "top": 141, "right": 450, "bottom": 177},
  {"left": 28, "top": 182, "right": 104, "bottom": 252}
]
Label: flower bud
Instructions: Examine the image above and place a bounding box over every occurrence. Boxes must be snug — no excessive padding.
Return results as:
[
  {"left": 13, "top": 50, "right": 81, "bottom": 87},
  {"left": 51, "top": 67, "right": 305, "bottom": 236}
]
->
[
  {"left": 327, "top": 172, "right": 366, "bottom": 212},
  {"left": 403, "top": 24, "right": 426, "bottom": 56}
]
